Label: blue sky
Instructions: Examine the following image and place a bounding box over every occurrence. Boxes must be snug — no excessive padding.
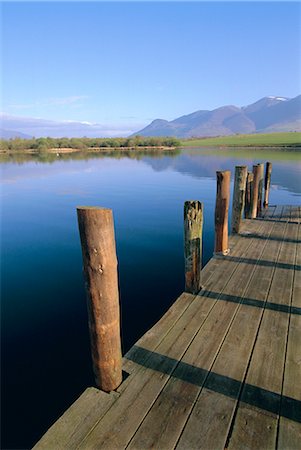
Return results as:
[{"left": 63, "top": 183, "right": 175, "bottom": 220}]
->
[{"left": 2, "top": 1, "right": 301, "bottom": 134}]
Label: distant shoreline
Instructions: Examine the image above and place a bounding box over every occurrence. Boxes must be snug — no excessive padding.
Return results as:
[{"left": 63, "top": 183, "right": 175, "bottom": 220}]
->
[{"left": 0, "top": 146, "right": 177, "bottom": 155}]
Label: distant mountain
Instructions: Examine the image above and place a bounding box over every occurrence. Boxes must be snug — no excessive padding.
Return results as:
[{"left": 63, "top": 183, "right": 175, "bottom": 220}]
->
[
  {"left": 0, "top": 129, "right": 32, "bottom": 139},
  {"left": 133, "top": 95, "right": 301, "bottom": 138},
  {"left": 0, "top": 114, "right": 139, "bottom": 138}
]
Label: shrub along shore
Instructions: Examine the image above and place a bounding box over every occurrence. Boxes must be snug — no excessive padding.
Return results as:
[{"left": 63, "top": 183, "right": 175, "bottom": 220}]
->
[
  {"left": 0, "top": 136, "right": 180, "bottom": 153},
  {"left": 0, "top": 132, "right": 300, "bottom": 154}
]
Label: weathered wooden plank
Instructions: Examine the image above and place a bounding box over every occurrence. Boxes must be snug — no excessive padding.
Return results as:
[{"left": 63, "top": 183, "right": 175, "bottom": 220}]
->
[
  {"left": 122, "top": 208, "right": 274, "bottom": 379},
  {"left": 227, "top": 206, "right": 299, "bottom": 450},
  {"left": 277, "top": 208, "right": 301, "bottom": 449},
  {"left": 174, "top": 206, "right": 287, "bottom": 450},
  {"left": 283, "top": 313, "right": 301, "bottom": 401},
  {"left": 126, "top": 207, "right": 283, "bottom": 450},
  {"left": 78, "top": 211, "right": 279, "bottom": 449},
  {"left": 78, "top": 298, "right": 220, "bottom": 448},
  {"left": 278, "top": 419, "right": 301, "bottom": 450},
  {"left": 122, "top": 211, "right": 275, "bottom": 381},
  {"left": 33, "top": 388, "right": 118, "bottom": 450}
]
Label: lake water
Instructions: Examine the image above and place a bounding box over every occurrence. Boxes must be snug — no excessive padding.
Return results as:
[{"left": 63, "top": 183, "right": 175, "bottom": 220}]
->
[{"left": 1, "top": 147, "right": 300, "bottom": 449}]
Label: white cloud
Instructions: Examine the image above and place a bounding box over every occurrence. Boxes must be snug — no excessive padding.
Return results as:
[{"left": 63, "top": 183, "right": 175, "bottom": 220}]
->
[{"left": 0, "top": 113, "right": 144, "bottom": 137}]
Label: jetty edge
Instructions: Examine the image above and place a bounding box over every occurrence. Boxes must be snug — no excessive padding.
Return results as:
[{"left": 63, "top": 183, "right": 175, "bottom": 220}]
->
[{"left": 33, "top": 162, "right": 301, "bottom": 450}]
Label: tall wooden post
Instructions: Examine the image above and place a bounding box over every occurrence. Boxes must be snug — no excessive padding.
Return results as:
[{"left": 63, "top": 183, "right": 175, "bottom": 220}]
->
[
  {"left": 215, "top": 171, "right": 230, "bottom": 255},
  {"left": 263, "top": 161, "right": 272, "bottom": 208},
  {"left": 184, "top": 201, "right": 203, "bottom": 294},
  {"left": 250, "top": 164, "right": 261, "bottom": 219},
  {"left": 231, "top": 165, "right": 247, "bottom": 233},
  {"left": 245, "top": 171, "right": 254, "bottom": 219},
  {"left": 77, "top": 207, "right": 122, "bottom": 392},
  {"left": 257, "top": 163, "right": 264, "bottom": 217}
]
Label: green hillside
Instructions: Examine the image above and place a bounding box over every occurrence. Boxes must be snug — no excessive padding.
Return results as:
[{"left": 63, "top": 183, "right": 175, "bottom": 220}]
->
[{"left": 181, "top": 132, "right": 301, "bottom": 147}]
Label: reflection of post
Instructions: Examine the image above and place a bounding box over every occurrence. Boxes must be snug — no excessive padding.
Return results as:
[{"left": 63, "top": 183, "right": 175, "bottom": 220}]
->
[
  {"left": 77, "top": 207, "right": 122, "bottom": 392},
  {"left": 257, "top": 163, "right": 264, "bottom": 217},
  {"left": 231, "top": 166, "right": 248, "bottom": 233},
  {"left": 250, "top": 165, "right": 260, "bottom": 219},
  {"left": 263, "top": 162, "right": 272, "bottom": 208},
  {"left": 215, "top": 171, "right": 230, "bottom": 254},
  {"left": 245, "top": 172, "right": 254, "bottom": 219},
  {"left": 184, "top": 201, "right": 203, "bottom": 294}
]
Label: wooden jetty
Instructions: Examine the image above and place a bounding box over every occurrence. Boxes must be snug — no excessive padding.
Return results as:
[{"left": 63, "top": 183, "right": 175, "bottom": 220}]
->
[{"left": 34, "top": 203, "right": 301, "bottom": 450}]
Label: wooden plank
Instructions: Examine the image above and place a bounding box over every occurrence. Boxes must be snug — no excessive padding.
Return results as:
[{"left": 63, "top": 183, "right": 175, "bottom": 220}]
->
[
  {"left": 122, "top": 208, "right": 274, "bottom": 380},
  {"left": 174, "top": 206, "right": 287, "bottom": 450},
  {"left": 126, "top": 207, "right": 284, "bottom": 450},
  {"left": 278, "top": 206, "right": 301, "bottom": 450},
  {"left": 78, "top": 210, "right": 279, "bottom": 449},
  {"left": 227, "top": 205, "right": 299, "bottom": 450},
  {"left": 32, "top": 388, "right": 118, "bottom": 450},
  {"left": 35, "top": 210, "right": 272, "bottom": 450}
]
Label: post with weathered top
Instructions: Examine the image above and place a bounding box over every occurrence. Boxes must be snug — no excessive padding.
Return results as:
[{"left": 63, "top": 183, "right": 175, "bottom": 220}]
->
[
  {"left": 215, "top": 170, "right": 230, "bottom": 255},
  {"left": 231, "top": 165, "right": 247, "bottom": 233},
  {"left": 245, "top": 171, "right": 254, "bottom": 219},
  {"left": 77, "top": 207, "right": 122, "bottom": 392},
  {"left": 257, "top": 163, "right": 264, "bottom": 217},
  {"left": 263, "top": 161, "right": 272, "bottom": 208},
  {"left": 184, "top": 201, "right": 203, "bottom": 294},
  {"left": 250, "top": 164, "right": 261, "bottom": 219}
]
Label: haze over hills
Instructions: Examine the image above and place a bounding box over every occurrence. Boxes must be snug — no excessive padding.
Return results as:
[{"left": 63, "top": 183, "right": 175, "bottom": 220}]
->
[
  {"left": 1, "top": 95, "right": 300, "bottom": 139},
  {"left": 133, "top": 95, "right": 301, "bottom": 138},
  {"left": 0, "top": 115, "right": 138, "bottom": 139}
]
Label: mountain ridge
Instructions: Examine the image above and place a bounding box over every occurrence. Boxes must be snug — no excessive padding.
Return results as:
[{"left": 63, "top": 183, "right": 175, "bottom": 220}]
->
[{"left": 133, "top": 95, "right": 301, "bottom": 138}]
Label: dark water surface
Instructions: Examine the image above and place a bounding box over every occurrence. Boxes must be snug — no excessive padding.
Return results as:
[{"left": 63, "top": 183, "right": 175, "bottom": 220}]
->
[{"left": 1, "top": 147, "right": 300, "bottom": 449}]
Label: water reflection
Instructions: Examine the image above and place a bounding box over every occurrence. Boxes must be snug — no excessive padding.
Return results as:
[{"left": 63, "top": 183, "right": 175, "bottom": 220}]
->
[{"left": 1, "top": 146, "right": 300, "bottom": 449}]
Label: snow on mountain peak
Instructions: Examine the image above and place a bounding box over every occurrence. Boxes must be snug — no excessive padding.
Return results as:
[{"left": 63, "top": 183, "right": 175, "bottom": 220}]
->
[{"left": 267, "top": 96, "right": 288, "bottom": 101}]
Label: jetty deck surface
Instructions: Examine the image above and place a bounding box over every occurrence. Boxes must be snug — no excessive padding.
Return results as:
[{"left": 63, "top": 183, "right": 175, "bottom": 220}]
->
[{"left": 34, "top": 205, "right": 301, "bottom": 450}]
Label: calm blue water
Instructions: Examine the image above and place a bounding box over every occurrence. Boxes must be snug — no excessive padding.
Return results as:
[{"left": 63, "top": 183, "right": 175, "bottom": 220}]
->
[{"left": 1, "top": 147, "right": 300, "bottom": 449}]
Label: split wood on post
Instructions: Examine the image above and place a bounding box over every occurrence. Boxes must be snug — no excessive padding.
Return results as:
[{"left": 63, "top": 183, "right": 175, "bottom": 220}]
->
[
  {"left": 257, "top": 163, "right": 264, "bottom": 217},
  {"left": 77, "top": 206, "right": 122, "bottom": 392},
  {"left": 263, "top": 162, "right": 272, "bottom": 208},
  {"left": 214, "top": 170, "right": 231, "bottom": 255},
  {"left": 250, "top": 164, "right": 261, "bottom": 219},
  {"left": 231, "top": 166, "right": 248, "bottom": 233},
  {"left": 184, "top": 200, "right": 203, "bottom": 294},
  {"left": 245, "top": 171, "right": 254, "bottom": 219}
]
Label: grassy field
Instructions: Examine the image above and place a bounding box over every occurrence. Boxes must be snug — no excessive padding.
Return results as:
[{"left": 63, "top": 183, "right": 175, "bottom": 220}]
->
[{"left": 181, "top": 132, "right": 301, "bottom": 147}]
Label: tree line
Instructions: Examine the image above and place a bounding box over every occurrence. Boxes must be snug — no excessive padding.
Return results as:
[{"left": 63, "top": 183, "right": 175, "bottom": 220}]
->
[{"left": 0, "top": 136, "right": 180, "bottom": 152}]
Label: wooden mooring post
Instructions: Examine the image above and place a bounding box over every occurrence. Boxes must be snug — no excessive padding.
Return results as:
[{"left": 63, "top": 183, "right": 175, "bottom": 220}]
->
[
  {"left": 231, "top": 165, "right": 247, "bottom": 233},
  {"left": 215, "top": 170, "right": 230, "bottom": 255},
  {"left": 257, "top": 163, "right": 264, "bottom": 217},
  {"left": 263, "top": 161, "right": 272, "bottom": 208},
  {"left": 184, "top": 201, "right": 203, "bottom": 294},
  {"left": 77, "top": 206, "right": 122, "bottom": 392},
  {"left": 245, "top": 171, "right": 253, "bottom": 219},
  {"left": 250, "top": 164, "right": 261, "bottom": 219}
]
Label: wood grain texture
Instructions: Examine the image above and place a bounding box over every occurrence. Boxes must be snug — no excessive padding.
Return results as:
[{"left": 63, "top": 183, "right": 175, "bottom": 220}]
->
[
  {"left": 250, "top": 165, "right": 261, "bottom": 219},
  {"left": 215, "top": 170, "right": 231, "bottom": 254},
  {"left": 33, "top": 388, "right": 118, "bottom": 450},
  {"left": 184, "top": 200, "right": 203, "bottom": 294},
  {"left": 263, "top": 161, "right": 272, "bottom": 208},
  {"left": 227, "top": 205, "right": 299, "bottom": 450},
  {"left": 231, "top": 166, "right": 247, "bottom": 234},
  {"left": 34, "top": 205, "right": 300, "bottom": 450},
  {"left": 77, "top": 207, "right": 122, "bottom": 392},
  {"left": 245, "top": 171, "right": 254, "bottom": 219}
]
